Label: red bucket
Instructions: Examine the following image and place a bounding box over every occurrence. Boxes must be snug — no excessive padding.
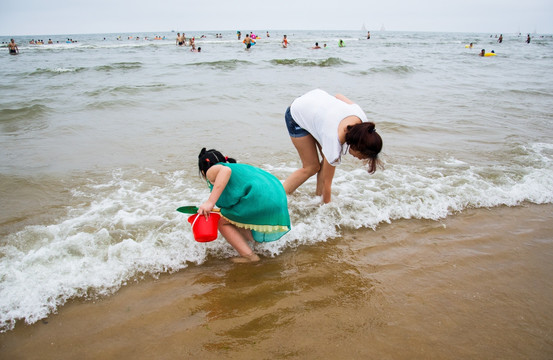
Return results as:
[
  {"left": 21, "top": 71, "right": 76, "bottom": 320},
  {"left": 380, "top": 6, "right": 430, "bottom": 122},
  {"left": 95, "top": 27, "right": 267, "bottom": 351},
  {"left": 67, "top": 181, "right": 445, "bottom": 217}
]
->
[{"left": 188, "top": 213, "right": 220, "bottom": 242}]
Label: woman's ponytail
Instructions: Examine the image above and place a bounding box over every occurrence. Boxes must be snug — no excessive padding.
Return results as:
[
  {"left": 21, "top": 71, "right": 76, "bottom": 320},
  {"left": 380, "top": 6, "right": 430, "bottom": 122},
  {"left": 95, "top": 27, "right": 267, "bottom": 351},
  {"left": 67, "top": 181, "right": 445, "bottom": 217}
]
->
[{"left": 345, "top": 122, "right": 383, "bottom": 174}]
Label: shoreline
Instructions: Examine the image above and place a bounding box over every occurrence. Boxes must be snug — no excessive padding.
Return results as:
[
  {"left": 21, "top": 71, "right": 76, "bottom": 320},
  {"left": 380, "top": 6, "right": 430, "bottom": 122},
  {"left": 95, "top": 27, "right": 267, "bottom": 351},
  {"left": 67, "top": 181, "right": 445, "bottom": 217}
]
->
[{"left": 1, "top": 203, "right": 553, "bottom": 359}]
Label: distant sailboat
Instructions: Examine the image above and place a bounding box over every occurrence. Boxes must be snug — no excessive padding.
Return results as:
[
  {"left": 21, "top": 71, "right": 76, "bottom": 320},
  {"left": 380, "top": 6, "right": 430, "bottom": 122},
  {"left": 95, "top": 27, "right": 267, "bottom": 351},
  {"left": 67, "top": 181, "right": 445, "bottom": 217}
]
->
[
  {"left": 380, "top": 24, "right": 386, "bottom": 32},
  {"left": 361, "top": 23, "right": 367, "bottom": 32}
]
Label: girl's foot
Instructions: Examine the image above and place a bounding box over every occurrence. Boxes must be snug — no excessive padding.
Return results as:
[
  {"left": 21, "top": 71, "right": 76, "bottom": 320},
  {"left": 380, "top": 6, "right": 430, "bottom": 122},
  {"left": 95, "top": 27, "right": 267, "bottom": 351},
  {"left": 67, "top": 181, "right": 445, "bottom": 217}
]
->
[{"left": 231, "top": 252, "right": 260, "bottom": 263}]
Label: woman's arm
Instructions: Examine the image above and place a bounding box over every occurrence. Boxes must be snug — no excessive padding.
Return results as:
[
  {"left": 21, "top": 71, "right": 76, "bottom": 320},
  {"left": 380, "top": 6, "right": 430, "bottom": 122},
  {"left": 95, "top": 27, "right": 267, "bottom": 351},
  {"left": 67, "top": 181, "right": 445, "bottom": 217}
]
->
[
  {"left": 316, "top": 157, "right": 336, "bottom": 203},
  {"left": 335, "top": 93, "right": 355, "bottom": 104},
  {"left": 198, "top": 165, "right": 232, "bottom": 216}
]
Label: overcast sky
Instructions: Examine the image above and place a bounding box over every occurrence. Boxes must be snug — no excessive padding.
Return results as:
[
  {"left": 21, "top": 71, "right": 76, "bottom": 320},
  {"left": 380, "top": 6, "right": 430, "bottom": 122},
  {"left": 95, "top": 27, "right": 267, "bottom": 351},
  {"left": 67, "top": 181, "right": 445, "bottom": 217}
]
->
[{"left": 2, "top": 0, "right": 552, "bottom": 36}]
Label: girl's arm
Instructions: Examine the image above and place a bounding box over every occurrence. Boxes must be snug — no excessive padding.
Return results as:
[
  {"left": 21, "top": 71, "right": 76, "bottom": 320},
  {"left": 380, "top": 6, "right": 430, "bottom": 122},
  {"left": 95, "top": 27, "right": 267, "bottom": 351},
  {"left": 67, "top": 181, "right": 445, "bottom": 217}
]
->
[
  {"left": 335, "top": 93, "right": 355, "bottom": 104},
  {"left": 198, "top": 165, "right": 232, "bottom": 216}
]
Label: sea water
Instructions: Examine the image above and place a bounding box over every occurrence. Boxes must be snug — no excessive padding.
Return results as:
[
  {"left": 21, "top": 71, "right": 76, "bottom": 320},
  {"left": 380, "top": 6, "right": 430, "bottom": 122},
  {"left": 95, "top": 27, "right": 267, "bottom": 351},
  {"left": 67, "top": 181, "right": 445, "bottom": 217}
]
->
[{"left": 1, "top": 30, "right": 552, "bottom": 331}]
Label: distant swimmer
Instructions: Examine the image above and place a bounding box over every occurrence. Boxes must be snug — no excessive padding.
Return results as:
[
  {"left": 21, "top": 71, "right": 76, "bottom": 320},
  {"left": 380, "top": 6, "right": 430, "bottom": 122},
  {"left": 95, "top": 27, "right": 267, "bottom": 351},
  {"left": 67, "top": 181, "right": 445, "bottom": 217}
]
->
[
  {"left": 367, "top": 31, "right": 371, "bottom": 39},
  {"left": 479, "top": 49, "right": 496, "bottom": 57},
  {"left": 8, "top": 39, "right": 19, "bottom": 55},
  {"left": 526, "top": 34, "right": 531, "bottom": 44},
  {"left": 312, "top": 42, "right": 321, "bottom": 49},
  {"left": 282, "top": 35, "right": 288, "bottom": 48},
  {"left": 243, "top": 34, "right": 255, "bottom": 49},
  {"left": 176, "top": 33, "right": 184, "bottom": 46},
  {"left": 498, "top": 34, "right": 503, "bottom": 43},
  {"left": 339, "top": 39, "right": 345, "bottom": 47}
]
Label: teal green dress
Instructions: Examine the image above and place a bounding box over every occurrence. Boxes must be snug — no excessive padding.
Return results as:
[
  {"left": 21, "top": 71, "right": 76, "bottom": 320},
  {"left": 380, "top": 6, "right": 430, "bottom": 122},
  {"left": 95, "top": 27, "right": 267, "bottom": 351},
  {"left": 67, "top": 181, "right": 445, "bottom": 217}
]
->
[{"left": 208, "top": 163, "right": 291, "bottom": 242}]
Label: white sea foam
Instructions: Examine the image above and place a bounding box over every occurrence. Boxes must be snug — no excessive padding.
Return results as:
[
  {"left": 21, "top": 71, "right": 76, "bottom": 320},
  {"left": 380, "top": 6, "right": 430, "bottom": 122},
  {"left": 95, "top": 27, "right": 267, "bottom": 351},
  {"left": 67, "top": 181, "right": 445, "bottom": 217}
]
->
[{"left": 2, "top": 142, "right": 552, "bottom": 332}]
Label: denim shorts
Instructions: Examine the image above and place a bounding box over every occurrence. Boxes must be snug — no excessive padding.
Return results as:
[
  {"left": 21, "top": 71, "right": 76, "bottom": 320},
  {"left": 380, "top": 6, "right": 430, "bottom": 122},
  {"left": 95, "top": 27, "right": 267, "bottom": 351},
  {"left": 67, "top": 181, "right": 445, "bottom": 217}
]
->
[{"left": 285, "top": 106, "right": 310, "bottom": 138}]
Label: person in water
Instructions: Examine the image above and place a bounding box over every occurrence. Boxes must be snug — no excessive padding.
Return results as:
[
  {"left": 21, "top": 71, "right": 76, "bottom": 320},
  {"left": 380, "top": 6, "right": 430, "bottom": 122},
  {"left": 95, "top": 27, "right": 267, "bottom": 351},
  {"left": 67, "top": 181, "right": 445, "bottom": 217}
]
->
[
  {"left": 176, "top": 33, "right": 184, "bottom": 46},
  {"left": 8, "top": 39, "right": 18, "bottom": 55},
  {"left": 282, "top": 35, "right": 289, "bottom": 48},
  {"left": 312, "top": 42, "right": 321, "bottom": 49},
  {"left": 243, "top": 34, "right": 254, "bottom": 49},
  {"left": 197, "top": 148, "right": 291, "bottom": 262},
  {"left": 283, "top": 89, "right": 383, "bottom": 203}
]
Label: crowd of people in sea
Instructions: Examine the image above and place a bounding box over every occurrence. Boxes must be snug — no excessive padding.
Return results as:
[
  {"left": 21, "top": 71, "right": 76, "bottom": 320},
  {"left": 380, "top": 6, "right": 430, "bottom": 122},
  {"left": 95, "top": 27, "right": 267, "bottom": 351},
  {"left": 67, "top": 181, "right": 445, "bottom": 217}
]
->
[
  {"left": 2, "top": 29, "right": 371, "bottom": 55},
  {"left": 466, "top": 33, "right": 535, "bottom": 57},
  {"left": 4, "top": 30, "right": 548, "bottom": 55}
]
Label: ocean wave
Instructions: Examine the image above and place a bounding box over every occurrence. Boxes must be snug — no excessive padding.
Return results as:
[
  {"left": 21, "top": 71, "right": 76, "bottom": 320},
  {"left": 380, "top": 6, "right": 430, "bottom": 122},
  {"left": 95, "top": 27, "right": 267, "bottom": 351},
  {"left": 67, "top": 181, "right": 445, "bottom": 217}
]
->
[
  {"left": 84, "top": 98, "right": 141, "bottom": 110},
  {"left": 94, "top": 62, "right": 143, "bottom": 72},
  {"left": 29, "top": 67, "right": 86, "bottom": 76},
  {"left": 270, "top": 57, "right": 350, "bottom": 67},
  {"left": 1, "top": 141, "right": 553, "bottom": 331},
  {"left": 357, "top": 64, "right": 417, "bottom": 75},
  {"left": 83, "top": 83, "right": 168, "bottom": 102},
  {"left": 0, "top": 104, "right": 51, "bottom": 123},
  {"left": 504, "top": 88, "right": 553, "bottom": 98},
  {"left": 186, "top": 59, "right": 253, "bottom": 70}
]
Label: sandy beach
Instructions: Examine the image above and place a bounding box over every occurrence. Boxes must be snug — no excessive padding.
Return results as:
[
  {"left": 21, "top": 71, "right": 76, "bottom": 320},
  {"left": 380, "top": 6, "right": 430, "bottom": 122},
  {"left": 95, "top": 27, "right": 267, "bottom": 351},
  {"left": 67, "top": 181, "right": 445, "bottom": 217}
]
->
[{"left": 1, "top": 203, "right": 552, "bottom": 359}]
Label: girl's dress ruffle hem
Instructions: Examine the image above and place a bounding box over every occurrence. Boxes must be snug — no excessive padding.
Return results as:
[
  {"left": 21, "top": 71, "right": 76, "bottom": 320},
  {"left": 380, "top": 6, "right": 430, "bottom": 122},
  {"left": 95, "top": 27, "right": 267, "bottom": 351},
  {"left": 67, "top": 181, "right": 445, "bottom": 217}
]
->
[{"left": 224, "top": 216, "right": 291, "bottom": 243}]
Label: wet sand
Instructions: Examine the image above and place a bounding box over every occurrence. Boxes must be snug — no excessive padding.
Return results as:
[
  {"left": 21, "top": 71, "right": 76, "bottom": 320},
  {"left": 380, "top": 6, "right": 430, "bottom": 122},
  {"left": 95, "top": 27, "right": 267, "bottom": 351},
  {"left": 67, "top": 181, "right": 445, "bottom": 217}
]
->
[{"left": 1, "top": 204, "right": 553, "bottom": 359}]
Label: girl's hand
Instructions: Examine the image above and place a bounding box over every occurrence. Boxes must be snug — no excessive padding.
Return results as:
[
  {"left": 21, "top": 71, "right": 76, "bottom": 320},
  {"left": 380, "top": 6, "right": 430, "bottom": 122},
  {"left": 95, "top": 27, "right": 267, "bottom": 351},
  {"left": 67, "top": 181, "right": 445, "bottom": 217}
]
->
[{"left": 198, "top": 201, "right": 215, "bottom": 218}]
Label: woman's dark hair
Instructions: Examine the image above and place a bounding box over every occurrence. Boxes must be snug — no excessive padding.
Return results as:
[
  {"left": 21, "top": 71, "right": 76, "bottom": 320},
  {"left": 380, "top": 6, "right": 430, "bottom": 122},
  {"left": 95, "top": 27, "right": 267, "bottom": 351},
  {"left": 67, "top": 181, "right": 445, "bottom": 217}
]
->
[
  {"left": 198, "top": 148, "right": 236, "bottom": 178},
  {"left": 345, "top": 122, "right": 383, "bottom": 174}
]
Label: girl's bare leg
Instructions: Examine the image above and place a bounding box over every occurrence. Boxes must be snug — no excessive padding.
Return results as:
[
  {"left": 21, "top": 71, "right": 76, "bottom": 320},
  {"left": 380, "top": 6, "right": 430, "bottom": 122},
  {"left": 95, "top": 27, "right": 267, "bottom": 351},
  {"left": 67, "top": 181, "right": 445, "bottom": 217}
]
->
[{"left": 218, "top": 218, "right": 260, "bottom": 262}]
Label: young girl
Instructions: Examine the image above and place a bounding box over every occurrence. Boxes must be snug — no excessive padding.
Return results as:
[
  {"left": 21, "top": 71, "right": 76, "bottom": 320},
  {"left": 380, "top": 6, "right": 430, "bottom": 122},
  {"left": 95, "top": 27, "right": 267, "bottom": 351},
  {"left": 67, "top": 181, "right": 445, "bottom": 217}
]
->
[
  {"left": 283, "top": 89, "right": 383, "bottom": 203},
  {"left": 197, "top": 148, "right": 291, "bottom": 262}
]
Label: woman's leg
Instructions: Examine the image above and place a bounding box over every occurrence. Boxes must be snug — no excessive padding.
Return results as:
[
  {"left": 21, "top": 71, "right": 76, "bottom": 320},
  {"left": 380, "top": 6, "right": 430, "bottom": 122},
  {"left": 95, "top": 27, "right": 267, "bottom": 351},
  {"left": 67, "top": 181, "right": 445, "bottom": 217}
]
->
[
  {"left": 218, "top": 218, "right": 260, "bottom": 262},
  {"left": 283, "top": 134, "right": 321, "bottom": 194},
  {"left": 314, "top": 142, "right": 325, "bottom": 196}
]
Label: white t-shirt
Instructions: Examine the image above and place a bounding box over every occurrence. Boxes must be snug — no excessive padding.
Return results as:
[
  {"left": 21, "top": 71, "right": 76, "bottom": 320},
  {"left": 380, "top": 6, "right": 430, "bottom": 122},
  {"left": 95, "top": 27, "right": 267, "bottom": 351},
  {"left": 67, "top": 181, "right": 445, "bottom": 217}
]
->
[{"left": 290, "top": 89, "right": 368, "bottom": 165}]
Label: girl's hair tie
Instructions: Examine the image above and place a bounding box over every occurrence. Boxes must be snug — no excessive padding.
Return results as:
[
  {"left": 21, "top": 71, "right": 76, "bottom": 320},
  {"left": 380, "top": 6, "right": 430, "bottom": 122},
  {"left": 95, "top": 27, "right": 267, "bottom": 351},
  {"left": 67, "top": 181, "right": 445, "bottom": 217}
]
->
[
  {"left": 225, "top": 156, "right": 228, "bottom": 161},
  {"left": 205, "top": 158, "right": 210, "bottom": 162}
]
